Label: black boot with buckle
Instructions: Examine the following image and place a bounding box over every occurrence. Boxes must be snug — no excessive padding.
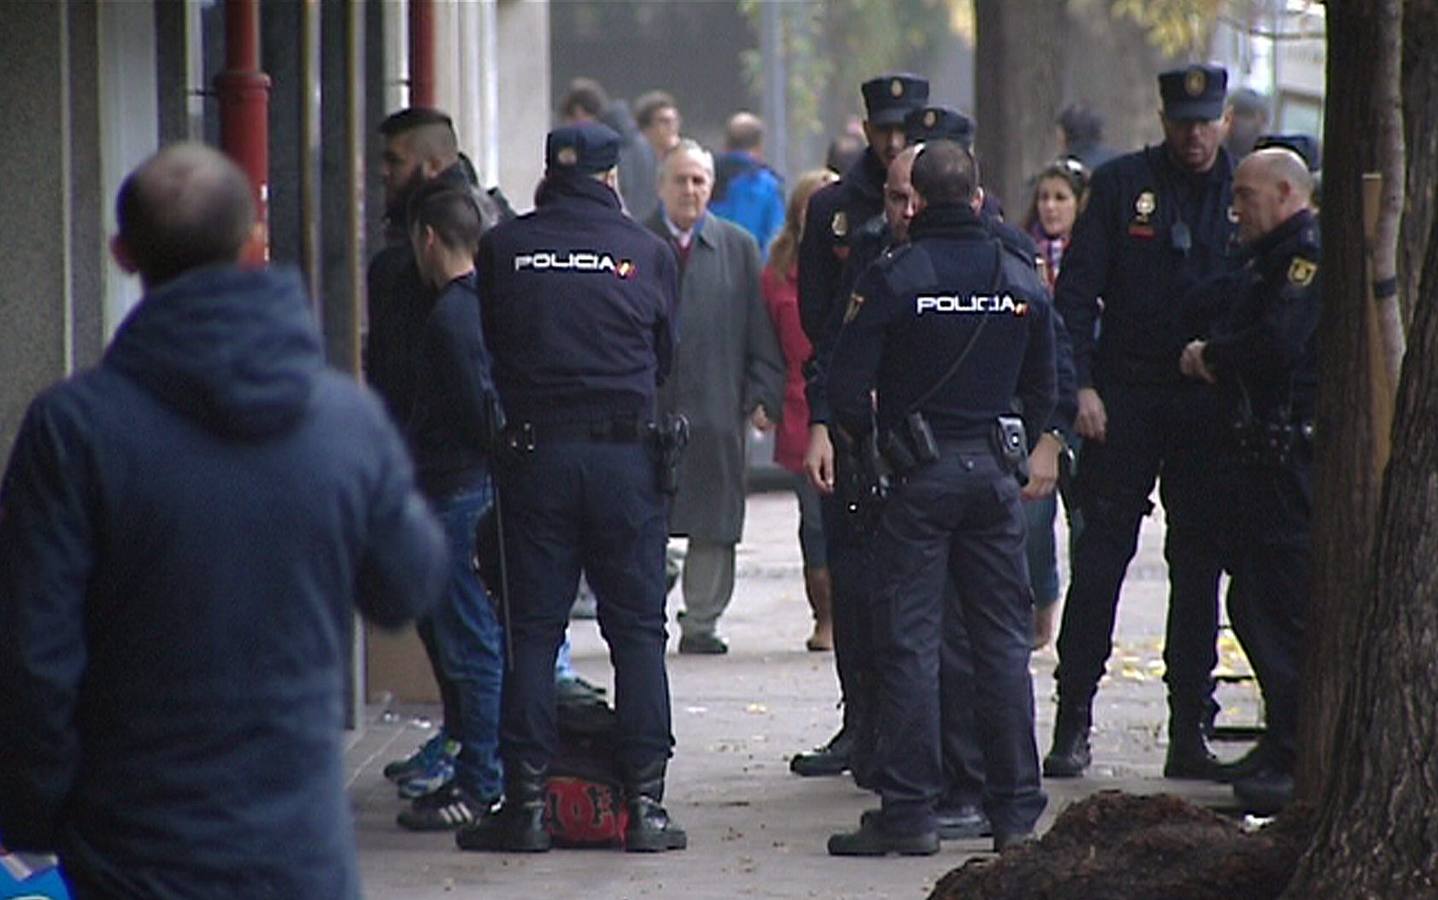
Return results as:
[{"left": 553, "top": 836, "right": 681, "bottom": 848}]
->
[
  {"left": 623, "top": 759, "right": 687, "bottom": 852},
  {"left": 455, "top": 760, "right": 551, "bottom": 853}
]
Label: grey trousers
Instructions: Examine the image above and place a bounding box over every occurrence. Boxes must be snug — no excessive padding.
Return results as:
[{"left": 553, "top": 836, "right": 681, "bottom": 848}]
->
[{"left": 681, "top": 539, "right": 736, "bottom": 638}]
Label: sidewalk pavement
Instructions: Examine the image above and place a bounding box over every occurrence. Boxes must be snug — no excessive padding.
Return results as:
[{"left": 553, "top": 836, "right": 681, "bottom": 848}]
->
[{"left": 347, "top": 490, "right": 1259, "bottom": 899}]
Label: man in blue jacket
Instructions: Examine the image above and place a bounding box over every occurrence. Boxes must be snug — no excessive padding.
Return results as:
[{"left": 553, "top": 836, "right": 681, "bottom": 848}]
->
[
  {"left": 0, "top": 143, "right": 447, "bottom": 898},
  {"left": 709, "top": 111, "right": 786, "bottom": 257}
]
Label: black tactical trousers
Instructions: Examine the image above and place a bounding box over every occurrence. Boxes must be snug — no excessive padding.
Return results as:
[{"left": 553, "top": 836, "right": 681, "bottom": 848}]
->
[
  {"left": 819, "top": 484, "right": 877, "bottom": 745},
  {"left": 1055, "top": 381, "right": 1227, "bottom": 722},
  {"left": 1222, "top": 450, "right": 1312, "bottom": 768},
  {"left": 869, "top": 440, "right": 1045, "bottom": 836}
]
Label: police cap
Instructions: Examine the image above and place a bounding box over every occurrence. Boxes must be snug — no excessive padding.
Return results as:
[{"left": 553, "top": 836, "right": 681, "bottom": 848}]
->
[
  {"left": 860, "top": 73, "right": 930, "bottom": 126},
  {"left": 904, "top": 105, "right": 975, "bottom": 150},
  {"left": 1158, "top": 64, "right": 1228, "bottom": 121},
  {"left": 545, "top": 121, "right": 620, "bottom": 175},
  {"left": 1253, "top": 133, "right": 1321, "bottom": 172}
]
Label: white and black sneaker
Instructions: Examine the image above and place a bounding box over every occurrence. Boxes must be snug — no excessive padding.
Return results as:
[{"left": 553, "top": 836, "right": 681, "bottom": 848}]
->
[{"left": 396, "top": 783, "right": 496, "bottom": 832}]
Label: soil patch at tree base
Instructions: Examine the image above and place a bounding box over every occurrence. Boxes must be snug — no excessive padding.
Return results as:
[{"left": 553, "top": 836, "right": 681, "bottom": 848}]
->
[{"left": 930, "top": 791, "right": 1313, "bottom": 900}]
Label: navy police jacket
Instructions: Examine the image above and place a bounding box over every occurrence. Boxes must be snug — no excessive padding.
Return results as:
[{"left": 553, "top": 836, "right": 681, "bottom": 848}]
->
[
  {"left": 1057, "top": 144, "right": 1238, "bottom": 388},
  {"left": 828, "top": 205, "right": 1057, "bottom": 444},
  {"left": 0, "top": 266, "right": 446, "bottom": 897},
  {"left": 1201, "top": 208, "right": 1321, "bottom": 421},
  {"left": 477, "top": 175, "right": 678, "bottom": 425},
  {"left": 798, "top": 149, "right": 888, "bottom": 424}
]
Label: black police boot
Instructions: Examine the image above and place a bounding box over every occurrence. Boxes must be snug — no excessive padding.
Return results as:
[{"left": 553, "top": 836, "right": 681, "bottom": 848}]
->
[
  {"left": 622, "top": 760, "right": 687, "bottom": 852},
  {"left": 1042, "top": 704, "right": 1092, "bottom": 778},
  {"left": 454, "top": 760, "right": 551, "bottom": 853},
  {"left": 1163, "top": 715, "right": 1223, "bottom": 781},
  {"left": 828, "top": 816, "right": 939, "bottom": 857},
  {"left": 790, "top": 726, "right": 853, "bottom": 777},
  {"left": 1232, "top": 764, "right": 1294, "bottom": 815},
  {"left": 1215, "top": 741, "right": 1273, "bottom": 784},
  {"left": 862, "top": 803, "right": 990, "bottom": 840}
]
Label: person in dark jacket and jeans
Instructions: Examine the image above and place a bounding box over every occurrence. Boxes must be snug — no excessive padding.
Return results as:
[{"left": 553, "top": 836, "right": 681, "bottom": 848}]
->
[
  {"left": 0, "top": 143, "right": 447, "bottom": 898},
  {"left": 393, "top": 180, "right": 507, "bottom": 831}
]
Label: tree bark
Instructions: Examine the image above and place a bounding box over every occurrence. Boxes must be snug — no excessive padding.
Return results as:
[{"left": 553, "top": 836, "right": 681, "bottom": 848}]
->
[
  {"left": 1399, "top": 0, "right": 1438, "bottom": 329},
  {"left": 1282, "top": 121, "right": 1438, "bottom": 900},
  {"left": 974, "top": 0, "right": 1068, "bottom": 219},
  {"left": 1291, "top": 0, "right": 1398, "bottom": 804},
  {"left": 1284, "top": 0, "right": 1438, "bottom": 893}
]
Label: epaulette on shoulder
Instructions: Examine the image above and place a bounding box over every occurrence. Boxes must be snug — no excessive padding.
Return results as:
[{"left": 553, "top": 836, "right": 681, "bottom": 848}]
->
[
  {"left": 878, "top": 242, "right": 938, "bottom": 295},
  {"left": 875, "top": 241, "right": 917, "bottom": 271}
]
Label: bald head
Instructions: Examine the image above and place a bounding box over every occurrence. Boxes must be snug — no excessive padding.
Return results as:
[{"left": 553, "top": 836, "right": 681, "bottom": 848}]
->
[
  {"left": 725, "top": 112, "right": 765, "bottom": 152},
  {"left": 114, "top": 143, "right": 257, "bottom": 288},
  {"left": 1232, "top": 147, "right": 1314, "bottom": 243},
  {"left": 884, "top": 145, "right": 922, "bottom": 241}
]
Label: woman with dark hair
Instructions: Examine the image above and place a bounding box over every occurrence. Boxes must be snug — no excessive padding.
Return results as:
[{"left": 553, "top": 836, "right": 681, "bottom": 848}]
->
[
  {"left": 1025, "top": 156, "right": 1089, "bottom": 293},
  {"left": 1023, "top": 156, "right": 1089, "bottom": 648},
  {"left": 762, "top": 168, "right": 838, "bottom": 651}
]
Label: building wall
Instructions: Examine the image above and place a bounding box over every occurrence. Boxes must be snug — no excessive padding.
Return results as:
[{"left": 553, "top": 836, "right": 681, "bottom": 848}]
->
[{"left": 0, "top": 1, "right": 156, "bottom": 454}]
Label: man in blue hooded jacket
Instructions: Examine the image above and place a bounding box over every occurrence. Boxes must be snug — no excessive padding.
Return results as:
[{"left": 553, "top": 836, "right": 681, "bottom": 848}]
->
[{"left": 0, "top": 143, "right": 447, "bottom": 898}]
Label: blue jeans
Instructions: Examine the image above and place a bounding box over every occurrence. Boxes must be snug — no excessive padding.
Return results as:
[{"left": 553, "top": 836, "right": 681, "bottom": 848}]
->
[
  {"left": 1023, "top": 493, "right": 1059, "bottom": 607},
  {"left": 426, "top": 479, "right": 505, "bottom": 799}
]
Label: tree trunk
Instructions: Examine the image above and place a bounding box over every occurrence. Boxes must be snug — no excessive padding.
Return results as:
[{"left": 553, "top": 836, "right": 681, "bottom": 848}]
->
[
  {"left": 1290, "top": 0, "right": 1399, "bottom": 805},
  {"left": 1399, "top": 0, "right": 1438, "bottom": 329},
  {"left": 973, "top": 0, "right": 1067, "bottom": 219},
  {"left": 1284, "top": 0, "right": 1438, "bottom": 894},
  {"left": 1282, "top": 120, "right": 1438, "bottom": 900}
]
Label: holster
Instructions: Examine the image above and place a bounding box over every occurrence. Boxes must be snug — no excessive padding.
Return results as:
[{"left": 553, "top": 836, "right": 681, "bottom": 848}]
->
[
  {"left": 647, "top": 413, "right": 690, "bottom": 495},
  {"left": 833, "top": 427, "right": 888, "bottom": 533},
  {"left": 877, "top": 411, "right": 941, "bottom": 478}
]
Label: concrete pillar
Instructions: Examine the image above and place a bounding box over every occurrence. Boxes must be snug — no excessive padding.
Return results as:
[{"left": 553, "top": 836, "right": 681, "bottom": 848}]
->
[
  {"left": 496, "top": 0, "right": 549, "bottom": 209},
  {"left": 0, "top": 3, "right": 102, "bottom": 452}
]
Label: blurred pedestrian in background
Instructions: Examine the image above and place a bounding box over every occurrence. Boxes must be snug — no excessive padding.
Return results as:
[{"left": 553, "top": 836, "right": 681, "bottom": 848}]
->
[
  {"left": 1023, "top": 156, "right": 1090, "bottom": 648},
  {"left": 1055, "top": 102, "right": 1117, "bottom": 172},
  {"left": 636, "top": 90, "right": 683, "bottom": 163},
  {"left": 761, "top": 168, "right": 840, "bottom": 652},
  {"left": 560, "top": 77, "right": 660, "bottom": 222},
  {"left": 649, "top": 139, "right": 786, "bottom": 655},
  {"left": 711, "top": 111, "right": 787, "bottom": 257},
  {"left": 1224, "top": 87, "right": 1270, "bottom": 160}
]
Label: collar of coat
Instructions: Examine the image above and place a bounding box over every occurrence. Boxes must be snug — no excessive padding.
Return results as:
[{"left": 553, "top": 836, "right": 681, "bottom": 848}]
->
[{"left": 646, "top": 209, "right": 718, "bottom": 250}]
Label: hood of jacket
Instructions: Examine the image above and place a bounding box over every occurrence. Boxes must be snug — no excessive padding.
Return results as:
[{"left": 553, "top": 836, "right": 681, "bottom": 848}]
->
[{"left": 105, "top": 265, "right": 325, "bottom": 439}]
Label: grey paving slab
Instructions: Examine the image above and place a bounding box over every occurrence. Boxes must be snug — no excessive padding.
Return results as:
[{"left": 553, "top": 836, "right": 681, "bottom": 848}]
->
[{"left": 350, "top": 490, "right": 1260, "bottom": 899}]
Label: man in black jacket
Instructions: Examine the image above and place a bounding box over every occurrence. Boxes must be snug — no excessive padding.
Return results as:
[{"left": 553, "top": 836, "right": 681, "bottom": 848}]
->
[
  {"left": 1180, "top": 145, "right": 1320, "bottom": 814},
  {"left": 1047, "top": 65, "right": 1240, "bottom": 781},
  {"left": 825, "top": 141, "right": 1055, "bottom": 855},
  {"left": 457, "top": 122, "right": 686, "bottom": 855},
  {"left": 391, "top": 180, "right": 507, "bottom": 831},
  {"left": 791, "top": 71, "right": 928, "bottom": 781},
  {"left": 0, "top": 143, "right": 446, "bottom": 898}
]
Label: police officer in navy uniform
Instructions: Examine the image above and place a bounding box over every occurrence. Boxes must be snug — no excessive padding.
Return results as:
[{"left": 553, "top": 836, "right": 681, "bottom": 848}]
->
[
  {"left": 791, "top": 72, "right": 928, "bottom": 779},
  {"left": 826, "top": 140, "right": 1056, "bottom": 855},
  {"left": 1046, "top": 64, "right": 1240, "bottom": 780},
  {"left": 456, "top": 121, "right": 687, "bottom": 854},
  {"left": 1179, "top": 145, "right": 1320, "bottom": 814}
]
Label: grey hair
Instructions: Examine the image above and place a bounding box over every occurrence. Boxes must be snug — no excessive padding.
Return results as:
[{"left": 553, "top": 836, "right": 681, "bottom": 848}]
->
[{"left": 662, "top": 138, "right": 715, "bottom": 180}]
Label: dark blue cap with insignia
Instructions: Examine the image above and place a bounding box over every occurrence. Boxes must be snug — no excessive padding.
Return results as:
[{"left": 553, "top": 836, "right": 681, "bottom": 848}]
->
[
  {"left": 860, "top": 73, "right": 929, "bottom": 126},
  {"left": 545, "top": 121, "right": 620, "bottom": 175},
  {"left": 1158, "top": 63, "right": 1228, "bottom": 121},
  {"left": 1254, "top": 133, "right": 1321, "bottom": 172},
  {"left": 904, "top": 105, "right": 975, "bottom": 150}
]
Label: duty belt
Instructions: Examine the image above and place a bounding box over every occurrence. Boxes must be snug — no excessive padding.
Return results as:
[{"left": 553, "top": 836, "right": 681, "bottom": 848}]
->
[{"left": 521, "top": 414, "right": 648, "bottom": 444}]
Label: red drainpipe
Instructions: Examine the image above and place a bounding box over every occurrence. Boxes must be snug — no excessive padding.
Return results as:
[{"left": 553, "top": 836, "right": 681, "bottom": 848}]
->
[
  {"left": 214, "top": 0, "right": 271, "bottom": 262},
  {"left": 409, "top": 0, "right": 436, "bottom": 108}
]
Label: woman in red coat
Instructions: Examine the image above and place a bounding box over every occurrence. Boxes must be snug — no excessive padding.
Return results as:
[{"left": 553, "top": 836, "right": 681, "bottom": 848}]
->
[{"left": 761, "top": 168, "right": 838, "bottom": 651}]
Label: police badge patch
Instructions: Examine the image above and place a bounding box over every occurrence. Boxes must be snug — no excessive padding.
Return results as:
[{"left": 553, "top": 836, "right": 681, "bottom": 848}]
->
[
  {"left": 831, "top": 210, "right": 848, "bottom": 238},
  {"left": 1287, "top": 257, "right": 1317, "bottom": 287},
  {"left": 843, "top": 292, "right": 865, "bottom": 323}
]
